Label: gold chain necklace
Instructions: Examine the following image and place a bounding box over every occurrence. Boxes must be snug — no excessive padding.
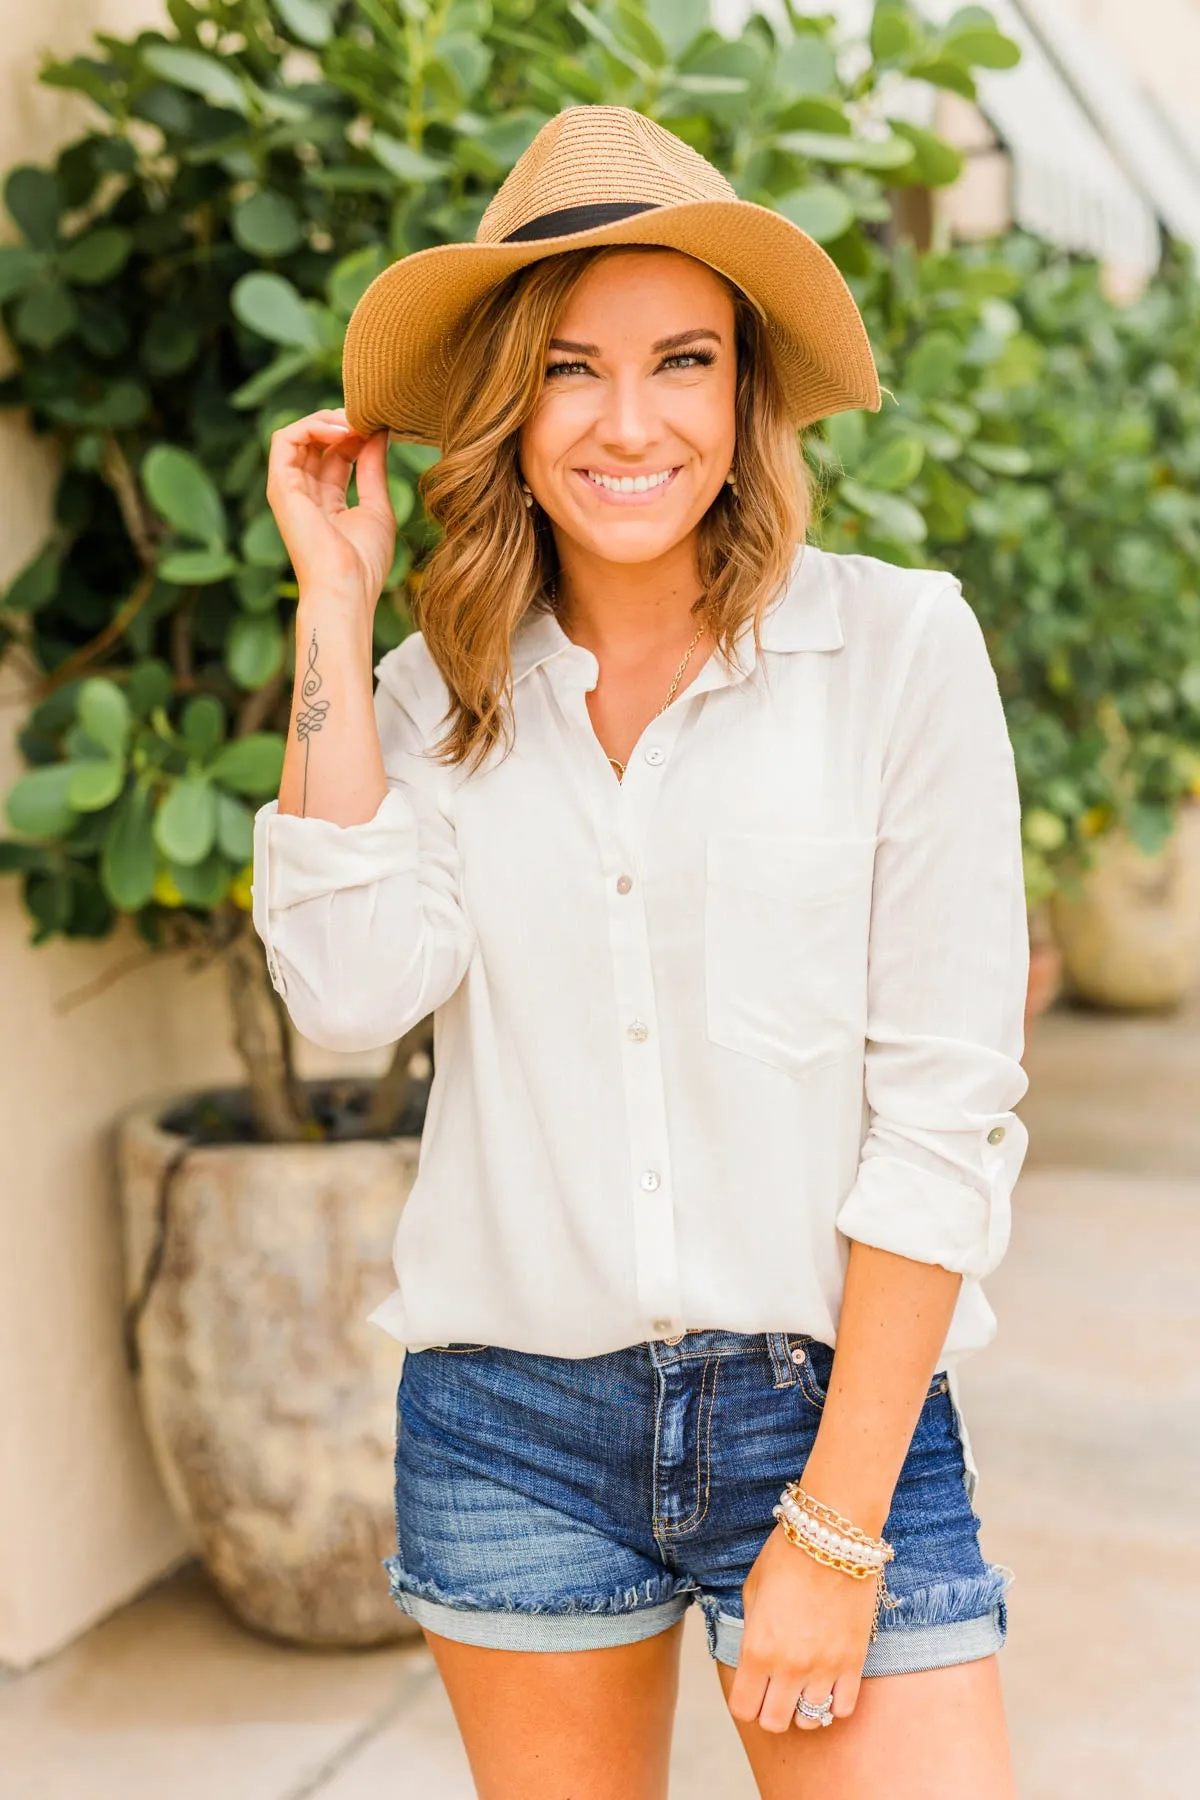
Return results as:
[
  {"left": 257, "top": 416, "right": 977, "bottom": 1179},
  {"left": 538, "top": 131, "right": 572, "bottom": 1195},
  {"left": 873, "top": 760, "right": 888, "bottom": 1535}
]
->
[{"left": 607, "top": 626, "right": 705, "bottom": 782}]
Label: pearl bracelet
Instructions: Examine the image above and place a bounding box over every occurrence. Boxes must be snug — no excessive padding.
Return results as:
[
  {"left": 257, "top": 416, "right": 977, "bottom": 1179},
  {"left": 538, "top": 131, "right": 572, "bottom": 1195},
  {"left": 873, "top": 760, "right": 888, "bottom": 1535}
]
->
[
  {"left": 775, "top": 1492, "right": 888, "bottom": 1565},
  {"left": 772, "top": 1481, "right": 901, "bottom": 1642}
]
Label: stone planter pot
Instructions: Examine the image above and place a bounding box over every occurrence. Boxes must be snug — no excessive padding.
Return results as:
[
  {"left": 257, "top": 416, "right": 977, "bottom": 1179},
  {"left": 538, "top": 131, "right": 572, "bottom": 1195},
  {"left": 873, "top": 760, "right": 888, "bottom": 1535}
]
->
[
  {"left": 118, "top": 1087, "right": 421, "bottom": 1647},
  {"left": 1050, "top": 802, "right": 1200, "bottom": 1010}
]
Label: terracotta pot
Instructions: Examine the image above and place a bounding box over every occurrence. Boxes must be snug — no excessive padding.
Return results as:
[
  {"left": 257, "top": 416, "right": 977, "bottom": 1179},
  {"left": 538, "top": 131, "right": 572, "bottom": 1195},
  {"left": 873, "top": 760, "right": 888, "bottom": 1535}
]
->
[
  {"left": 118, "top": 1088, "right": 420, "bottom": 1648},
  {"left": 1049, "top": 802, "right": 1200, "bottom": 1010},
  {"left": 1024, "top": 901, "right": 1063, "bottom": 1047}
]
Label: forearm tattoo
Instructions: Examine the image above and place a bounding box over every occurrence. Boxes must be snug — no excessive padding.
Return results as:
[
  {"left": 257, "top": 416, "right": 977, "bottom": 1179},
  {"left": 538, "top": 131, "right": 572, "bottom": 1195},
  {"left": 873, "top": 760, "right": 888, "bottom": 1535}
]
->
[{"left": 295, "top": 628, "right": 330, "bottom": 815}]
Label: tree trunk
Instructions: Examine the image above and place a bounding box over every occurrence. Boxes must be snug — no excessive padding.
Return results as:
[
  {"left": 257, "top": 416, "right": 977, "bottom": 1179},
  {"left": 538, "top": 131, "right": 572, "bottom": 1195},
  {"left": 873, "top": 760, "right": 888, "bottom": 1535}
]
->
[
  {"left": 365, "top": 1018, "right": 433, "bottom": 1137},
  {"left": 225, "top": 929, "right": 311, "bottom": 1141}
]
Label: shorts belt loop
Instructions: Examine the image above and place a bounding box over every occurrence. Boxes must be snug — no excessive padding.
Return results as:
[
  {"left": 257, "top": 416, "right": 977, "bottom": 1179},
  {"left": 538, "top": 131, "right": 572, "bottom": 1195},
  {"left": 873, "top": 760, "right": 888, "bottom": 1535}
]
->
[{"left": 766, "top": 1332, "right": 795, "bottom": 1388}]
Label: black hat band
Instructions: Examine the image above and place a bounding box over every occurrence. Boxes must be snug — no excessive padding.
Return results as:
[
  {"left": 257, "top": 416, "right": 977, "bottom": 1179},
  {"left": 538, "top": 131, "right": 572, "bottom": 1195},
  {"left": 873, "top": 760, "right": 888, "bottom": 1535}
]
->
[{"left": 500, "top": 200, "right": 662, "bottom": 243}]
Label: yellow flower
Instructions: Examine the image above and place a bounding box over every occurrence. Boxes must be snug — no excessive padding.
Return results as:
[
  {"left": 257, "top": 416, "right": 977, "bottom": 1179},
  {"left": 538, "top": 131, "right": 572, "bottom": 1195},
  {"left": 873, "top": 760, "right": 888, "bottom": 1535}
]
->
[
  {"left": 153, "top": 870, "right": 184, "bottom": 908},
  {"left": 1080, "top": 804, "right": 1111, "bottom": 837},
  {"left": 230, "top": 865, "right": 254, "bottom": 911}
]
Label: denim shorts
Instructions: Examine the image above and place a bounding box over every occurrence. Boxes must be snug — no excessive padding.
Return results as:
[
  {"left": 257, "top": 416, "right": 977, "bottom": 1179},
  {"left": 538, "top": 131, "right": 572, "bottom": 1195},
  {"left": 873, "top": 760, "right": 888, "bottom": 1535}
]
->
[{"left": 386, "top": 1328, "right": 1013, "bottom": 1676}]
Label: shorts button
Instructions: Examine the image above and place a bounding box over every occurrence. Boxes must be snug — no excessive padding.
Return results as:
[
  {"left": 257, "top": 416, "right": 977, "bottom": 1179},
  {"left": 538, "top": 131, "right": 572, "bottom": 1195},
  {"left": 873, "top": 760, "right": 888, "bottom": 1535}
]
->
[
  {"left": 791, "top": 1346, "right": 807, "bottom": 1365},
  {"left": 987, "top": 1125, "right": 1006, "bottom": 1144}
]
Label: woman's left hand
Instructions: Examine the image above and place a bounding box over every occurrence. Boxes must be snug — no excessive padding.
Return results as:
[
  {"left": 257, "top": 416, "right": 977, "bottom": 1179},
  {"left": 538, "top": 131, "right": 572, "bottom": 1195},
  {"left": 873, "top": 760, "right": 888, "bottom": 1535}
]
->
[{"left": 727, "top": 1524, "right": 879, "bottom": 1732}]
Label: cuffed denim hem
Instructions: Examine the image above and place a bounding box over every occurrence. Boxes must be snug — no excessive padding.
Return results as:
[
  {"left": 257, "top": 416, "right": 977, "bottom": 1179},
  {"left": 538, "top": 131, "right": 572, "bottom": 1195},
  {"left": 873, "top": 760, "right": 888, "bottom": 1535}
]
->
[
  {"left": 394, "top": 1590, "right": 693, "bottom": 1652},
  {"left": 706, "top": 1597, "right": 1007, "bottom": 1676}
]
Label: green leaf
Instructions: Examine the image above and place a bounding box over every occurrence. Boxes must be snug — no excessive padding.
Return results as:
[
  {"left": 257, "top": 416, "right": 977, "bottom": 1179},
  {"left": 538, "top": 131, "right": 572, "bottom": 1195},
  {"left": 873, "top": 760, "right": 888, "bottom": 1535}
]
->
[
  {"left": 0, "top": 245, "right": 46, "bottom": 301},
  {"left": 840, "top": 480, "right": 928, "bottom": 543},
  {"left": 232, "top": 190, "right": 305, "bottom": 258},
  {"left": 775, "top": 184, "right": 856, "bottom": 245},
  {"left": 942, "top": 28, "right": 1021, "bottom": 70},
  {"left": 209, "top": 732, "right": 285, "bottom": 796},
  {"left": 234, "top": 565, "right": 281, "bottom": 613},
  {"left": 68, "top": 759, "right": 125, "bottom": 811},
  {"left": 58, "top": 226, "right": 133, "bottom": 285},
  {"left": 777, "top": 131, "right": 915, "bottom": 171},
  {"left": 274, "top": 0, "right": 335, "bottom": 45},
  {"left": 433, "top": 33, "right": 492, "bottom": 97},
  {"left": 5, "top": 764, "right": 77, "bottom": 838},
  {"left": 904, "top": 329, "right": 964, "bottom": 397},
  {"left": 824, "top": 409, "right": 866, "bottom": 471},
  {"left": 227, "top": 614, "right": 285, "bottom": 689},
  {"left": 168, "top": 847, "right": 231, "bottom": 907},
  {"left": 774, "top": 35, "right": 837, "bottom": 95},
  {"left": 871, "top": 4, "right": 920, "bottom": 61},
  {"left": 231, "top": 270, "right": 321, "bottom": 349},
  {"left": 127, "top": 661, "right": 174, "bottom": 717},
  {"left": 14, "top": 280, "right": 76, "bottom": 349},
  {"left": 326, "top": 244, "right": 388, "bottom": 319},
  {"left": 645, "top": 0, "right": 708, "bottom": 61},
  {"left": 141, "top": 308, "right": 199, "bottom": 375},
  {"left": 5, "top": 166, "right": 61, "bottom": 248},
  {"left": 155, "top": 775, "right": 217, "bottom": 865},
  {"left": 241, "top": 511, "right": 288, "bottom": 568},
  {"left": 0, "top": 840, "right": 54, "bottom": 873},
  {"left": 141, "top": 44, "right": 249, "bottom": 114},
  {"left": 143, "top": 444, "right": 227, "bottom": 545},
  {"left": 887, "top": 122, "right": 964, "bottom": 187},
  {"left": 858, "top": 435, "right": 925, "bottom": 490},
  {"left": 180, "top": 694, "right": 225, "bottom": 756},
  {"left": 101, "top": 785, "right": 156, "bottom": 909},
  {"left": 967, "top": 441, "right": 1033, "bottom": 475},
  {"left": 78, "top": 678, "right": 130, "bottom": 756},
  {"left": 158, "top": 547, "right": 238, "bottom": 585},
  {"left": 2, "top": 547, "right": 59, "bottom": 613},
  {"left": 905, "top": 57, "right": 976, "bottom": 100},
  {"left": 229, "top": 346, "right": 313, "bottom": 408},
  {"left": 368, "top": 132, "right": 451, "bottom": 185},
  {"left": 215, "top": 791, "right": 254, "bottom": 862}
]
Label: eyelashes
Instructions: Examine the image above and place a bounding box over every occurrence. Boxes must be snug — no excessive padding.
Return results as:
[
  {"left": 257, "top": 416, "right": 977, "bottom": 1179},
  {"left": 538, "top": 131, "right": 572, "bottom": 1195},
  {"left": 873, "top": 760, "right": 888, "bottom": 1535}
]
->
[{"left": 544, "top": 349, "right": 718, "bottom": 380}]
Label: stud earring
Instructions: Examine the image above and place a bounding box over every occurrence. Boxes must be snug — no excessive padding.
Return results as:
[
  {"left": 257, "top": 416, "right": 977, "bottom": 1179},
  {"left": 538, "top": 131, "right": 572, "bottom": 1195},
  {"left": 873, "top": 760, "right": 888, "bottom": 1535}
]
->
[
  {"left": 725, "top": 467, "right": 739, "bottom": 496},
  {"left": 520, "top": 480, "right": 534, "bottom": 510}
]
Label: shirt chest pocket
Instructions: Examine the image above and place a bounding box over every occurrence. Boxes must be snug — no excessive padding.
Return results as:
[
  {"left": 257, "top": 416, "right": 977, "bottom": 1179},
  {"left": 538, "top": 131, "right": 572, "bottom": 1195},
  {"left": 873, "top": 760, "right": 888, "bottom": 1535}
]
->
[{"left": 704, "top": 833, "right": 877, "bottom": 1080}]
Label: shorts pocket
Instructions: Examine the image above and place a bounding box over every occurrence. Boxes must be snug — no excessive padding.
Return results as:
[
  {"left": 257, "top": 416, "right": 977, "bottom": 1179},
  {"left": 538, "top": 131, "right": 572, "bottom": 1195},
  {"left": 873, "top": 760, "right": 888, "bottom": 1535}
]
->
[
  {"left": 705, "top": 833, "right": 876, "bottom": 1079},
  {"left": 796, "top": 1339, "right": 948, "bottom": 1411},
  {"left": 423, "top": 1343, "right": 490, "bottom": 1355}
]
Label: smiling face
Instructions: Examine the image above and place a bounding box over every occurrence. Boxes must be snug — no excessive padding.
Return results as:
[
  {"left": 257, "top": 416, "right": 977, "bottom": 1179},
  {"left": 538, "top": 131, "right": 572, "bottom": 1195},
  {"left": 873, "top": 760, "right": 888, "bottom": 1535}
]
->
[{"left": 516, "top": 248, "right": 738, "bottom": 572}]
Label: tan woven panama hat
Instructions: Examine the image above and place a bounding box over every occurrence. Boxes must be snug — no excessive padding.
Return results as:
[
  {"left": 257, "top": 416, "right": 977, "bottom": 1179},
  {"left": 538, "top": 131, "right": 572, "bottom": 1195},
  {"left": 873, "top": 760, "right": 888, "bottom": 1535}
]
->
[{"left": 342, "top": 105, "right": 880, "bottom": 446}]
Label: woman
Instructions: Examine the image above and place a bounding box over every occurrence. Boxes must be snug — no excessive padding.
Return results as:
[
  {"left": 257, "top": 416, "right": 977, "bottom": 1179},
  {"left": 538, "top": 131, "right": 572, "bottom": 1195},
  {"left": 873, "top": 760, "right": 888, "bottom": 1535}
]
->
[{"left": 253, "top": 106, "right": 1028, "bottom": 1799}]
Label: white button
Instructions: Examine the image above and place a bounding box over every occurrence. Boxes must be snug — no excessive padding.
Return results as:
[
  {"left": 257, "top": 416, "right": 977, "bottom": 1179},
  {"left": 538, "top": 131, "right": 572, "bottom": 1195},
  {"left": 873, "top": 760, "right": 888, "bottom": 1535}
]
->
[
  {"left": 627, "top": 1020, "right": 649, "bottom": 1042},
  {"left": 640, "top": 1170, "right": 661, "bottom": 1192},
  {"left": 791, "top": 1346, "right": 807, "bottom": 1365},
  {"left": 616, "top": 873, "right": 633, "bottom": 894},
  {"left": 652, "top": 1318, "right": 673, "bottom": 1334},
  {"left": 645, "top": 746, "right": 666, "bottom": 766},
  {"left": 986, "top": 1126, "right": 1006, "bottom": 1145}
]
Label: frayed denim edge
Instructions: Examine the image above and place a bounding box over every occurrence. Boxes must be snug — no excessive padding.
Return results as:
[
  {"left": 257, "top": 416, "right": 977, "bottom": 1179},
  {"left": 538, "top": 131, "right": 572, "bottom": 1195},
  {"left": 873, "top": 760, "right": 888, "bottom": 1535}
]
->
[
  {"left": 383, "top": 1555, "right": 697, "bottom": 1619},
  {"left": 876, "top": 1562, "right": 1014, "bottom": 1633}
]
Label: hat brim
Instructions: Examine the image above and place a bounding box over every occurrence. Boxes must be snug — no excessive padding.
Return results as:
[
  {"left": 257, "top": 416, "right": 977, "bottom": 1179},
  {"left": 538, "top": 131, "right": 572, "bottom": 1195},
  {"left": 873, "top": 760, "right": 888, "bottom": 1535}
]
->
[{"left": 342, "top": 197, "right": 881, "bottom": 446}]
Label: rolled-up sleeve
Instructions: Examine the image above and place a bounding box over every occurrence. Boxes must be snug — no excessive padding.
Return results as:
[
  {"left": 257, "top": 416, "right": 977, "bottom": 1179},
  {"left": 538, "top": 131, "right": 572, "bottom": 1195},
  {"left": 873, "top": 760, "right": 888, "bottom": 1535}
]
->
[
  {"left": 250, "top": 658, "right": 475, "bottom": 1053},
  {"left": 835, "top": 578, "right": 1030, "bottom": 1280}
]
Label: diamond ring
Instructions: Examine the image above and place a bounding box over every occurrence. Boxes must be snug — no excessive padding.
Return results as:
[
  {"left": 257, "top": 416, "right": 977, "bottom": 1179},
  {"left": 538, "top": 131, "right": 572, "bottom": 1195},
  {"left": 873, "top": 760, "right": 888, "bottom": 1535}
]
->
[{"left": 795, "top": 1692, "right": 835, "bottom": 1727}]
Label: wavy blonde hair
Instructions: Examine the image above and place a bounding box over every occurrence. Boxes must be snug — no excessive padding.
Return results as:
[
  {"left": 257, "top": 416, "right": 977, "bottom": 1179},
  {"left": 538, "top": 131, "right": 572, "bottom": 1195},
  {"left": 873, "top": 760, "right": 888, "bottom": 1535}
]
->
[{"left": 414, "top": 244, "right": 809, "bottom": 767}]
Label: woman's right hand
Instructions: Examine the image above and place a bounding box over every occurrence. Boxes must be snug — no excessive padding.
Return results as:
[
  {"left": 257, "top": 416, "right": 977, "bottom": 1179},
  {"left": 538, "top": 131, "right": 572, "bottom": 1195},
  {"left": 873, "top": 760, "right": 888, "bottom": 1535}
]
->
[{"left": 265, "top": 407, "right": 396, "bottom": 620}]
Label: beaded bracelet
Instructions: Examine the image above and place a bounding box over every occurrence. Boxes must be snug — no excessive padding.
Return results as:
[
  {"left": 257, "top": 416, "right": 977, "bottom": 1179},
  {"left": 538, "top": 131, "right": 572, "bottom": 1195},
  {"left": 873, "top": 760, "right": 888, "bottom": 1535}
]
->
[{"left": 772, "top": 1481, "right": 902, "bottom": 1643}]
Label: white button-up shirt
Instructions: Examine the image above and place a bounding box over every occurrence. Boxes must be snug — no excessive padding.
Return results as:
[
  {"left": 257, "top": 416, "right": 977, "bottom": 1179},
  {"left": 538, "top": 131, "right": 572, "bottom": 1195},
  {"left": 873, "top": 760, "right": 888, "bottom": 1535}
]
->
[{"left": 252, "top": 545, "right": 1030, "bottom": 1376}]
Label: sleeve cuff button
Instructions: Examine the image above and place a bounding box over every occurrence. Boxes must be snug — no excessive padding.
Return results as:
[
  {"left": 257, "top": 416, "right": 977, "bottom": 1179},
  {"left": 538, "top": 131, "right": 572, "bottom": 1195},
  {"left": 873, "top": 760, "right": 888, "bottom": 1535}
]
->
[{"left": 987, "top": 1125, "right": 1006, "bottom": 1144}]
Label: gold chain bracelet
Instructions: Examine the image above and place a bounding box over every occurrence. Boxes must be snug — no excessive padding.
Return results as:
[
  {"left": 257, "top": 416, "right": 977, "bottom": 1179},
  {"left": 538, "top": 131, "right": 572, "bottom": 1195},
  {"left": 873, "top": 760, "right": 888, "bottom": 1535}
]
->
[{"left": 773, "top": 1482, "right": 903, "bottom": 1643}]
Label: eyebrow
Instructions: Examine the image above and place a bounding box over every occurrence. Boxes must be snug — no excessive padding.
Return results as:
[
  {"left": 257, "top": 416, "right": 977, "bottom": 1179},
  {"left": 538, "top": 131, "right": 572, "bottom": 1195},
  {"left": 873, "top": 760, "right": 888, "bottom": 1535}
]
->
[{"left": 547, "top": 328, "right": 724, "bottom": 356}]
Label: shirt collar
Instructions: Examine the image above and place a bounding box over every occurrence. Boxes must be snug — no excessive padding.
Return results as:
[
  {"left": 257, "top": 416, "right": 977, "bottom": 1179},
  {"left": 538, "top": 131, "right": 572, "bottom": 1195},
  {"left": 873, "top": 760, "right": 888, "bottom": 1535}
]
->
[{"left": 509, "top": 542, "right": 844, "bottom": 686}]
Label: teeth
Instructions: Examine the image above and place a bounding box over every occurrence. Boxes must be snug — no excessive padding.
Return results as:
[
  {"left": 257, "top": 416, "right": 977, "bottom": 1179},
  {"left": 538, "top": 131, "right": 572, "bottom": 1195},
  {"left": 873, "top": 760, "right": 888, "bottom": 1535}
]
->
[{"left": 586, "top": 469, "right": 673, "bottom": 492}]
